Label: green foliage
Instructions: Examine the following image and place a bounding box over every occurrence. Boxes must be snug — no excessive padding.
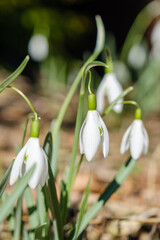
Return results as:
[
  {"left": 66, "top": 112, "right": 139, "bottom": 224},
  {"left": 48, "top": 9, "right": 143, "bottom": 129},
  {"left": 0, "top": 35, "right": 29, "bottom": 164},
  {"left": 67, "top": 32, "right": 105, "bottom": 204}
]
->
[
  {"left": 0, "top": 165, "right": 35, "bottom": 222},
  {"left": 0, "top": 5, "right": 156, "bottom": 238},
  {"left": 0, "top": 160, "right": 14, "bottom": 198}
]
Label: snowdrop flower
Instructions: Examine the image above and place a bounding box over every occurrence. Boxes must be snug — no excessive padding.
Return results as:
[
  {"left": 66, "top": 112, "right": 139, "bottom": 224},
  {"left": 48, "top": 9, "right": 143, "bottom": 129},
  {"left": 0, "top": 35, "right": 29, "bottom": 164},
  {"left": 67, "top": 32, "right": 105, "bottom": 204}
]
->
[
  {"left": 127, "top": 44, "right": 147, "bottom": 69},
  {"left": 10, "top": 120, "right": 48, "bottom": 189},
  {"left": 150, "top": 21, "right": 160, "bottom": 59},
  {"left": 79, "top": 94, "right": 109, "bottom": 161},
  {"left": 96, "top": 72, "right": 123, "bottom": 114},
  {"left": 28, "top": 33, "right": 49, "bottom": 61},
  {"left": 120, "top": 108, "right": 149, "bottom": 160},
  {"left": 151, "top": 20, "right": 160, "bottom": 46}
]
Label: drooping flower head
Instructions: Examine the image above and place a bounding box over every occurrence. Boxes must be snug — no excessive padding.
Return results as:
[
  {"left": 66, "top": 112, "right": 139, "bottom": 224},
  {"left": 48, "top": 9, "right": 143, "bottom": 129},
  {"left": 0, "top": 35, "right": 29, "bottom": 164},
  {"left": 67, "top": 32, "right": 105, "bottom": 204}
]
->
[
  {"left": 28, "top": 33, "right": 49, "bottom": 61},
  {"left": 10, "top": 119, "right": 48, "bottom": 189},
  {"left": 96, "top": 72, "right": 123, "bottom": 114},
  {"left": 120, "top": 108, "right": 149, "bottom": 160},
  {"left": 79, "top": 94, "right": 109, "bottom": 161}
]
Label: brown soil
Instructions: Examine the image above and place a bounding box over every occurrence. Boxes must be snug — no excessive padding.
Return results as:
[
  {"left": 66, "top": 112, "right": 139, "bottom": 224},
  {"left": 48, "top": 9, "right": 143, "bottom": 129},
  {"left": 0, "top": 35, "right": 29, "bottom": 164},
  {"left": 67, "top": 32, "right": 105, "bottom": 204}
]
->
[{"left": 0, "top": 73, "right": 160, "bottom": 240}]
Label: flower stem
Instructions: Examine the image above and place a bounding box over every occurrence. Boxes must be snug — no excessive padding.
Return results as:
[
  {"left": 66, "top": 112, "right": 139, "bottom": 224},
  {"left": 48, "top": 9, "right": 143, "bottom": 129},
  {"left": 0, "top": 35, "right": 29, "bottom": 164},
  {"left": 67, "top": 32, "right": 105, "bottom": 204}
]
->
[
  {"left": 87, "top": 71, "right": 92, "bottom": 94},
  {"left": 102, "top": 86, "right": 134, "bottom": 116},
  {"left": 52, "top": 15, "right": 105, "bottom": 143},
  {"left": 0, "top": 56, "right": 29, "bottom": 93},
  {"left": 80, "top": 61, "right": 108, "bottom": 95},
  {"left": 7, "top": 86, "right": 38, "bottom": 120},
  {"left": 21, "top": 113, "right": 34, "bottom": 148},
  {"left": 121, "top": 100, "right": 140, "bottom": 109},
  {"left": 67, "top": 94, "right": 84, "bottom": 196}
]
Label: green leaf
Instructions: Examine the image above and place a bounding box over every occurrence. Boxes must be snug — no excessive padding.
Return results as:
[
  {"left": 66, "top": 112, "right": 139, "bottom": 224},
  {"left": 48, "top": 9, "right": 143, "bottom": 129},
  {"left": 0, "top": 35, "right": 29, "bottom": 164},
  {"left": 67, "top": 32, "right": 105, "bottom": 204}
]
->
[
  {"left": 94, "top": 15, "right": 105, "bottom": 54},
  {"left": 35, "top": 223, "right": 49, "bottom": 240},
  {"left": 0, "top": 160, "right": 14, "bottom": 198},
  {"left": 22, "top": 227, "right": 30, "bottom": 240},
  {"left": 43, "top": 133, "right": 63, "bottom": 240},
  {"left": 43, "top": 132, "right": 53, "bottom": 163},
  {"left": 73, "top": 158, "right": 136, "bottom": 238},
  {"left": 24, "top": 187, "right": 39, "bottom": 240},
  {"left": 24, "top": 187, "right": 39, "bottom": 228},
  {"left": 70, "top": 178, "right": 90, "bottom": 240},
  {"left": 72, "top": 154, "right": 83, "bottom": 187},
  {"left": 135, "top": 57, "right": 160, "bottom": 114},
  {"left": 2, "top": 192, "right": 15, "bottom": 235},
  {"left": 59, "top": 180, "right": 68, "bottom": 226},
  {"left": 37, "top": 132, "right": 52, "bottom": 228},
  {"left": 0, "top": 55, "right": 29, "bottom": 93},
  {"left": 43, "top": 163, "right": 63, "bottom": 240},
  {"left": 37, "top": 186, "right": 48, "bottom": 225},
  {"left": 13, "top": 195, "right": 23, "bottom": 240},
  {"left": 61, "top": 155, "right": 84, "bottom": 227},
  {"left": 36, "top": 132, "right": 52, "bottom": 238},
  {"left": 50, "top": 120, "right": 60, "bottom": 178},
  {"left": 0, "top": 164, "right": 35, "bottom": 222}
]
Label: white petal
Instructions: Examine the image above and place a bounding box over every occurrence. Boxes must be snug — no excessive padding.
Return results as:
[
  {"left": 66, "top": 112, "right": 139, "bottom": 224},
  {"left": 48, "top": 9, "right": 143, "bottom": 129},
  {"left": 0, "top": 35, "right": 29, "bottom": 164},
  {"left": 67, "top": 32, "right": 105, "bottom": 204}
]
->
[
  {"left": 130, "top": 120, "right": 144, "bottom": 160},
  {"left": 99, "top": 114, "right": 109, "bottom": 157},
  {"left": 82, "top": 111, "right": 101, "bottom": 161},
  {"left": 105, "top": 73, "right": 123, "bottom": 113},
  {"left": 142, "top": 123, "right": 149, "bottom": 154},
  {"left": 96, "top": 74, "right": 110, "bottom": 114},
  {"left": 79, "top": 117, "right": 87, "bottom": 154},
  {"left": 39, "top": 148, "right": 48, "bottom": 186},
  {"left": 25, "top": 138, "right": 45, "bottom": 189},
  {"left": 10, "top": 142, "right": 28, "bottom": 186},
  {"left": 120, "top": 122, "right": 133, "bottom": 154}
]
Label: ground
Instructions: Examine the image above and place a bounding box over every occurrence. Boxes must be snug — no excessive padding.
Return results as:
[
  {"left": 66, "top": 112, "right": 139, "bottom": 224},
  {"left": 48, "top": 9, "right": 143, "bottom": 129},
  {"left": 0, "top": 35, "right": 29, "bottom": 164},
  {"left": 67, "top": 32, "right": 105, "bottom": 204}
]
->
[{"left": 0, "top": 73, "right": 160, "bottom": 240}]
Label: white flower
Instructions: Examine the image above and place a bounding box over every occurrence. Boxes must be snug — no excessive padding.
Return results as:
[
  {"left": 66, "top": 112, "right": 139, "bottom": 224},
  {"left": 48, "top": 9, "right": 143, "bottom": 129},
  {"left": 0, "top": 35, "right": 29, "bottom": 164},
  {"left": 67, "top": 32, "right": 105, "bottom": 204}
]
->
[
  {"left": 96, "top": 73, "right": 123, "bottom": 114},
  {"left": 151, "top": 21, "right": 160, "bottom": 46},
  {"left": 79, "top": 110, "right": 109, "bottom": 161},
  {"left": 10, "top": 137, "right": 48, "bottom": 189},
  {"left": 120, "top": 120, "right": 149, "bottom": 160},
  {"left": 127, "top": 44, "right": 146, "bottom": 69},
  {"left": 28, "top": 34, "right": 49, "bottom": 61}
]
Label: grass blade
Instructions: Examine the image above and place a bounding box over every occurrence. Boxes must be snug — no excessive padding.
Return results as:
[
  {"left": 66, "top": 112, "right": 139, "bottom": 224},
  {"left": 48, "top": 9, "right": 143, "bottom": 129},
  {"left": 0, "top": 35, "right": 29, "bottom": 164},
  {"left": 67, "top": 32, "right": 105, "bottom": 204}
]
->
[
  {"left": 43, "top": 132, "right": 53, "bottom": 163},
  {"left": 0, "top": 56, "right": 29, "bottom": 93},
  {"left": 43, "top": 163, "right": 63, "bottom": 240},
  {"left": 70, "top": 178, "right": 90, "bottom": 240},
  {"left": 22, "top": 227, "right": 30, "bottom": 240},
  {"left": 35, "top": 223, "right": 49, "bottom": 240},
  {"left": 0, "top": 160, "right": 14, "bottom": 198},
  {"left": 24, "top": 187, "right": 39, "bottom": 240},
  {"left": 0, "top": 164, "right": 35, "bottom": 222},
  {"left": 43, "top": 132, "right": 63, "bottom": 239},
  {"left": 13, "top": 195, "right": 23, "bottom": 240},
  {"left": 50, "top": 120, "right": 60, "bottom": 178},
  {"left": 60, "top": 180, "right": 68, "bottom": 226},
  {"left": 74, "top": 157, "right": 136, "bottom": 238}
]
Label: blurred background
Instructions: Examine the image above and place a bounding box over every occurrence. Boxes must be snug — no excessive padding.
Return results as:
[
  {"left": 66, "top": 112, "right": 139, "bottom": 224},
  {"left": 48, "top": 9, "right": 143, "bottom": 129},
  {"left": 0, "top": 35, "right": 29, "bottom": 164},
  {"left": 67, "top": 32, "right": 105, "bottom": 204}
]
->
[
  {"left": 0, "top": 0, "right": 160, "bottom": 239},
  {"left": 0, "top": 0, "right": 160, "bottom": 112}
]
